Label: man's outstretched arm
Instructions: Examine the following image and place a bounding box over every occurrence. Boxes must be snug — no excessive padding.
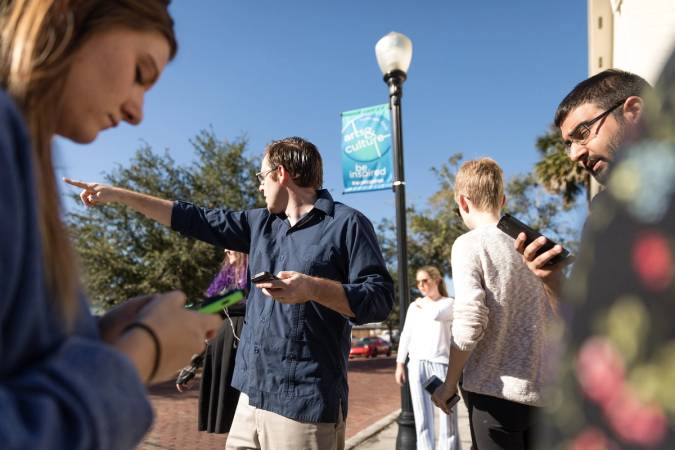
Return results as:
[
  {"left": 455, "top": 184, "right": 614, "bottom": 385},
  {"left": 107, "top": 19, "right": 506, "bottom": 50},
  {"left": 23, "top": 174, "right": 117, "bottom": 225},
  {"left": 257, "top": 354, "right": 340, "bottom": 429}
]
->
[{"left": 64, "top": 178, "right": 173, "bottom": 227}]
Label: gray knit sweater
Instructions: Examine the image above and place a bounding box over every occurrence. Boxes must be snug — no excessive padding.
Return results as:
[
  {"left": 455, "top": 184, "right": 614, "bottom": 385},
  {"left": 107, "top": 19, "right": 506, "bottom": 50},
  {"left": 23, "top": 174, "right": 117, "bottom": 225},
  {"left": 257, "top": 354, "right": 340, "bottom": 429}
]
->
[{"left": 451, "top": 224, "right": 552, "bottom": 407}]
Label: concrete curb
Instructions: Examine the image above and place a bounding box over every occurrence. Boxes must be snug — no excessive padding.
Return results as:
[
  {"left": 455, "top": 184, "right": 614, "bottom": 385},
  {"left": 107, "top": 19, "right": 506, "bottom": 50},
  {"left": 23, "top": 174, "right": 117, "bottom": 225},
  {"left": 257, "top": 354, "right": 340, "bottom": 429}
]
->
[{"left": 345, "top": 409, "right": 401, "bottom": 450}]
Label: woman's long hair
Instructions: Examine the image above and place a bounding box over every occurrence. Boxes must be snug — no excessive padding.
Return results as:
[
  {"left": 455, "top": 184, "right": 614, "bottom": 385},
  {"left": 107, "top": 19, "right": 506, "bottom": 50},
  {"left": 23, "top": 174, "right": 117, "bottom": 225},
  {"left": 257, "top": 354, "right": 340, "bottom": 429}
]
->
[
  {"left": 0, "top": 0, "right": 177, "bottom": 325},
  {"left": 417, "top": 265, "right": 449, "bottom": 298},
  {"left": 205, "top": 251, "right": 249, "bottom": 297}
]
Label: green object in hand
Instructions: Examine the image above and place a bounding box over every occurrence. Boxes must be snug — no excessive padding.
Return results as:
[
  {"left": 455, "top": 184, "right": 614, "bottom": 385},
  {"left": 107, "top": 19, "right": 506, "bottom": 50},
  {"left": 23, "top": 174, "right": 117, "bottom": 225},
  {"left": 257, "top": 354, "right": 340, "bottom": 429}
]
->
[{"left": 190, "top": 289, "right": 245, "bottom": 316}]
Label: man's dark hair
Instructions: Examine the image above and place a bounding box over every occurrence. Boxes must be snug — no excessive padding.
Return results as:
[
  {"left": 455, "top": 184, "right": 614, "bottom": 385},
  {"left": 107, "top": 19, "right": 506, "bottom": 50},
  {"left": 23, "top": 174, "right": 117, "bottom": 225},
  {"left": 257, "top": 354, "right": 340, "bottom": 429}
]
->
[
  {"left": 265, "top": 137, "right": 323, "bottom": 189},
  {"left": 554, "top": 69, "right": 651, "bottom": 127}
]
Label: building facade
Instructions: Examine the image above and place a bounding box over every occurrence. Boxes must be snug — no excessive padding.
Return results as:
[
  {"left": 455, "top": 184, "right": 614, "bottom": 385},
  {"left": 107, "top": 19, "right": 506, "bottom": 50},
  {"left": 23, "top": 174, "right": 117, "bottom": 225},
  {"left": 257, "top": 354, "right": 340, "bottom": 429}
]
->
[{"left": 587, "top": 0, "right": 675, "bottom": 196}]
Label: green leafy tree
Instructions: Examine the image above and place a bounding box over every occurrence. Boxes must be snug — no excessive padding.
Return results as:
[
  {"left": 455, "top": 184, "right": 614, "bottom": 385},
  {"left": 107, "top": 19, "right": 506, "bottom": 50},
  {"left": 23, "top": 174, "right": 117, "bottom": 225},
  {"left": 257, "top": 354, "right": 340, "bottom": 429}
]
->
[
  {"left": 407, "top": 153, "right": 466, "bottom": 276},
  {"left": 375, "top": 220, "right": 411, "bottom": 345},
  {"left": 66, "top": 130, "right": 264, "bottom": 310}
]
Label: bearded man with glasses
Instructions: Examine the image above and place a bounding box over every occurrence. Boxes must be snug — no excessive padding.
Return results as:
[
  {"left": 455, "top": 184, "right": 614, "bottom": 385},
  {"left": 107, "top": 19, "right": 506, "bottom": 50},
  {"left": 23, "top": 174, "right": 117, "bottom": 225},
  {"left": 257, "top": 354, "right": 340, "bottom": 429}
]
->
[
  {"left": 557, "top": 72, "right": 649, "bottom": 186},
  {"left": 514, "top": 69, "right": 651, "bottom": 303}
]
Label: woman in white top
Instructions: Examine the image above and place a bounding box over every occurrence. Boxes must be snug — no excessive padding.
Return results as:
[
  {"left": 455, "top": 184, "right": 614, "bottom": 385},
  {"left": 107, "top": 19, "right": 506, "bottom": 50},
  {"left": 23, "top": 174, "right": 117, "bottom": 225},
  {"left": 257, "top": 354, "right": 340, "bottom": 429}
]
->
[{"left": 395, "top": 266, "right": 460, "bottom": 450}]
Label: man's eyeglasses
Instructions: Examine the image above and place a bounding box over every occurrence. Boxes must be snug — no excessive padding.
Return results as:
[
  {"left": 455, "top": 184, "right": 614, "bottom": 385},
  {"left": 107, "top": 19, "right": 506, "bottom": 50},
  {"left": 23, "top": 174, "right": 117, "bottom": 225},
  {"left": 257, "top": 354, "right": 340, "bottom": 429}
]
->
[
  {"left": 563, "top": 99, "right": 626, "bottom": 153},
  {"left": 256, "top": 166, "right": 278, "bottom": 184}
]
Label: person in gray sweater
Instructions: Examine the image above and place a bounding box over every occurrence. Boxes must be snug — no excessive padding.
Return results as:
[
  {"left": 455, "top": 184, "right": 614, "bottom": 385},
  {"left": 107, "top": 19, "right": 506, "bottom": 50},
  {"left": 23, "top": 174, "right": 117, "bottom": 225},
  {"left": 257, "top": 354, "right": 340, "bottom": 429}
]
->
[{"left": 432, "top": 158, "right": 554, "bottom": 450}]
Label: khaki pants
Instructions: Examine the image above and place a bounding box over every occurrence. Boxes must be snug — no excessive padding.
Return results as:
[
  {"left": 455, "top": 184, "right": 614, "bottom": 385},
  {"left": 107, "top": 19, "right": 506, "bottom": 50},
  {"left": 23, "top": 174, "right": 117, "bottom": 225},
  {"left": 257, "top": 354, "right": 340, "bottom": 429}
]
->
[{"left": 225, "top": 393, "right": 346, "bottom": 450}]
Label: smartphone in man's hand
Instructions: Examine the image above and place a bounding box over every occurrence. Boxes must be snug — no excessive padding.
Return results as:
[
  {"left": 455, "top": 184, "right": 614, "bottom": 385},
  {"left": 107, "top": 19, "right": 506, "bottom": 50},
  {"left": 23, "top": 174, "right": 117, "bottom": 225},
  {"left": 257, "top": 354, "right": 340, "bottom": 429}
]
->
[
  {"left": 251, "top": 271, "right": 280, "bottom": 283},
  {"left": 497, "top": 213, "right": 570, "bottom": 266}
]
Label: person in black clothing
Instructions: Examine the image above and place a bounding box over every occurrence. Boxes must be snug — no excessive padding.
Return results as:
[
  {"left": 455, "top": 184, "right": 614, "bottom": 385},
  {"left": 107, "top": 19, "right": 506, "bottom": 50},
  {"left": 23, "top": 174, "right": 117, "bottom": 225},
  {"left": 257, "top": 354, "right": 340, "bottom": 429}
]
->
[{"left": 177, "top": 249, "right": 250, "bottom": 434}]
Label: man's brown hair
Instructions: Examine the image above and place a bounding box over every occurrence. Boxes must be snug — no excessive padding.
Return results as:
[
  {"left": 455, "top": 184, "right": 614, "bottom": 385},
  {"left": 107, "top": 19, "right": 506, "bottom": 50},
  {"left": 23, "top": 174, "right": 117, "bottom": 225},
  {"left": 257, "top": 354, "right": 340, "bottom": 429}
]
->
[
  {"left": 265, "top": 137, "right": 323, "bottom": 189},
  {"left": 455, "top": 158, "right": 504, "bottom": 212}
]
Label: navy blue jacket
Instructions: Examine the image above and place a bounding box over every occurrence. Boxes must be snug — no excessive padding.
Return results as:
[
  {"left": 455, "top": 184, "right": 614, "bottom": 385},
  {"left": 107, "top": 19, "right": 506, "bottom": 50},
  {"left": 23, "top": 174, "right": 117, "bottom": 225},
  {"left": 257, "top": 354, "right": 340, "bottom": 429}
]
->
[
  {"left": 171, "top": 191, "right": 393, "bottom": 422},
  {"left": 0, "top": 91, "right": 153, "bottom": 449}
]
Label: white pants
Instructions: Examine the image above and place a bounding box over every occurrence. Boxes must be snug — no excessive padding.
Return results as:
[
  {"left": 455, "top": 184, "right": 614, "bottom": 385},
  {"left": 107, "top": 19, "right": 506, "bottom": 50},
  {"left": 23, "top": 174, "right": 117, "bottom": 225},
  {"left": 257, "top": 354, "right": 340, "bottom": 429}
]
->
[
  {"left": 408, "top": 359, "right": 461, "bottom": 450},
  {"left": 225, "top": 393, "right": 345, "bottom": 450}
]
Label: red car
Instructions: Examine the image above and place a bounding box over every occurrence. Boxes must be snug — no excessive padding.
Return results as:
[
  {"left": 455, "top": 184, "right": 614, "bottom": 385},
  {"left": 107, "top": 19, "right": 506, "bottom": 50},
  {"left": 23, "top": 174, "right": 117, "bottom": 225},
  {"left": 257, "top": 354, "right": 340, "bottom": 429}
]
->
[{"left": 349, "top": 337, "right": 392, "bottom": 358}]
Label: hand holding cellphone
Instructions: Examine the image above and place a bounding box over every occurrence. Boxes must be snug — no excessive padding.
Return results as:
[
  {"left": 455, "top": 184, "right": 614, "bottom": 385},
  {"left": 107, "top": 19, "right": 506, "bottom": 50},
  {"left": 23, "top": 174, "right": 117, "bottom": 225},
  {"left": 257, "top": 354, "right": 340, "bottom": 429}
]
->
[
  {"left": 497, "top": 213, "right": 570, "bottom": 266},
  {"left": 251, "top": 271, "right": 279, "bottom": 283},
  {"left": 423, "top": 375, "right": 461, "bottom": 410}
]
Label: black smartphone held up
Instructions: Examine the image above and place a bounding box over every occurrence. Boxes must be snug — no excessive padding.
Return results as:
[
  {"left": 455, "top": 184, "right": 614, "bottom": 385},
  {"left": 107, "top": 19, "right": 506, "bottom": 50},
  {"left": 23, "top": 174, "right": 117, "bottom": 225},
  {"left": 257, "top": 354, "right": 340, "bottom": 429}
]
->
[
  {"left": 251, "top": 271, "right": 280, "bottom": 284},
  {"left": 187, "top": 289, "right": 245, "bottom": 318},
  {"left": 423, "top": 375, "right": 461, "bottom": 410},
  {"left": 497, "top": 213, "right": 570, "bottom": 266}
]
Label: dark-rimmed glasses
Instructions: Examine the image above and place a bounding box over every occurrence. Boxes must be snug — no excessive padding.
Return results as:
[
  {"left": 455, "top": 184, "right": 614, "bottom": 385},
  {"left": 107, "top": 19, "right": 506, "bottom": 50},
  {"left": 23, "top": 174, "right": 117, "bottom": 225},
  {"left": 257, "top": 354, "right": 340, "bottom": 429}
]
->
[
  {"left": 563, "top": 99, "right": 626, "bottom": 153},
  {"left": 256, "top": 166, "right": 278, "bottom": 184}
]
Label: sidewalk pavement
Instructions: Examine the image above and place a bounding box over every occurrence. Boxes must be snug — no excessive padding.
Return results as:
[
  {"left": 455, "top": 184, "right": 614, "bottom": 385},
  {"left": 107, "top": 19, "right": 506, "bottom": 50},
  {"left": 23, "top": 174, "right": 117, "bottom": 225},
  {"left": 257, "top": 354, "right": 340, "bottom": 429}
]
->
[
  {"left": 138, "top": 356, "right": 401, "bottom": 449},
  {"left": 347, "top": 393, "right": 472, "bottom": 450},
  {"left": 138, "top": 356, "right": 472, "bottom": 449}
]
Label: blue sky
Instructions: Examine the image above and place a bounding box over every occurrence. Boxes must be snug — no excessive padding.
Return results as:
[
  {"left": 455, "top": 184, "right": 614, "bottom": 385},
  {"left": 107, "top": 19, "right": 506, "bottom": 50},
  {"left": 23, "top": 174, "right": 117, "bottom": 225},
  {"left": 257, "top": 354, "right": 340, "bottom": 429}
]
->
[{"left": 56, "top": 0, "right": 588, "bottom": 227}]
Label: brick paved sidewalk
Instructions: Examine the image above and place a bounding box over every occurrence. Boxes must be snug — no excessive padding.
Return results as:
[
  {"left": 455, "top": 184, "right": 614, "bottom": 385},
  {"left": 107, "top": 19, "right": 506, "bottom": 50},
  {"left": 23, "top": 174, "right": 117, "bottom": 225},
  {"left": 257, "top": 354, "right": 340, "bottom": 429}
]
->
[
  {"left": 137, "top": 356, "right": 400, "bottom": 450},
  {"left": 344, "top": 357, "right": 400, "bottom": 438}
]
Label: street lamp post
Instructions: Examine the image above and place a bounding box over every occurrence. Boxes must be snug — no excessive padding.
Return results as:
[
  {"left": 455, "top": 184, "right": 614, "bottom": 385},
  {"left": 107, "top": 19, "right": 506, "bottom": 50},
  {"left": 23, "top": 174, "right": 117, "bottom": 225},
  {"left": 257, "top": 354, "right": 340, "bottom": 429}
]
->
[{"left": 375, "top": 31, "right": 416, "bottom": 450}]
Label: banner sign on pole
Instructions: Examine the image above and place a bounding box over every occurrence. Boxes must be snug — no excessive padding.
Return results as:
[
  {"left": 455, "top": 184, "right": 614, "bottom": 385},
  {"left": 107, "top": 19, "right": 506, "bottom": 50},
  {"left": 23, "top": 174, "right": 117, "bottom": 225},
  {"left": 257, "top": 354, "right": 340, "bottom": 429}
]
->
[{"left": 340, "top": 103, "right": 393, "bottom": 193}]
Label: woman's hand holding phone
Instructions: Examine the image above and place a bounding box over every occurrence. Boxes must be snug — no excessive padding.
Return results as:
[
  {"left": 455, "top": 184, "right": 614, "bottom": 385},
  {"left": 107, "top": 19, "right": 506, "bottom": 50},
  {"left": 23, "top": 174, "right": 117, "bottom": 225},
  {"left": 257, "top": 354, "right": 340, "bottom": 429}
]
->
[{"left": 113, "top": 291, "right": 223, "bottom": 385}]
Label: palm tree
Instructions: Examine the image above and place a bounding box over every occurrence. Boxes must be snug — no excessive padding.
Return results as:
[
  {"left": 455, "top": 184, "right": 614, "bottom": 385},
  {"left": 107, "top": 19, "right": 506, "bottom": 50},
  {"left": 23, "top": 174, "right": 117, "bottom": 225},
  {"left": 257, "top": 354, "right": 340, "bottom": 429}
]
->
[{"left": 534, "top": 126, "right": 589, "bottom": 206}]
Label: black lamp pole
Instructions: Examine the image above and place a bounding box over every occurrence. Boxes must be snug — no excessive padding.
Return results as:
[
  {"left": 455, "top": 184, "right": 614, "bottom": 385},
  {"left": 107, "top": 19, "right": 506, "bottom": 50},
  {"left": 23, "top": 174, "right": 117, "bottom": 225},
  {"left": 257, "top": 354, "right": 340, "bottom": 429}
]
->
[{"left": 384, "top": 68, "right": 416, "bottom": 450}]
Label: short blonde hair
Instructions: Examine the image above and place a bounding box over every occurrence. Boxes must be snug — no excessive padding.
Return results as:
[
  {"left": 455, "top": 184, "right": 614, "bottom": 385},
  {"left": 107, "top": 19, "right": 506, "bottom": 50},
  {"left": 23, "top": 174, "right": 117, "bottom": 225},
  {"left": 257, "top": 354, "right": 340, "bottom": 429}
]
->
[{"left": 455, "top": 158, "right": 504, "bottom": 212}]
